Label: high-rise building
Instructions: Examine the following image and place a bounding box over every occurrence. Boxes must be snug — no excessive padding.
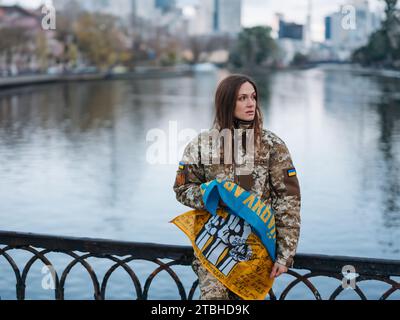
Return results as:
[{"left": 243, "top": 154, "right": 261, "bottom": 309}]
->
[
  {"left": 194, "top": 0, "right": 214, "bottom": 35},
  {"left": 215, "top": 0, "right": 242, "bottom": 35},
  {"left": 132, "top": 0, "right": 156, "bottom": 21},
  {"left": 325, "top": 16, "right": 332, "bottom": 40},
  {"left": 278, "top": 20, "right": 304, "bottom": 40},
  {"left": 276, "top": 13, "right": 308, "bottom": 66},
  {"left": 193, "top": 0, "right": 242, "bottom": 36},
  {"left": 53, "top": 0, "right": 134, "bottom": 19},
  {"left": 52, "top": 0, "right": 73, "bottom": 11},
  {"left": 324, "top": 0, "right": 381, "bottom": 60},
  {"left": 304, "top": 0, "right": 313, "bottom": 49},
  {"left": 155, "top": 0, "right": 176, "bottom": 13}
]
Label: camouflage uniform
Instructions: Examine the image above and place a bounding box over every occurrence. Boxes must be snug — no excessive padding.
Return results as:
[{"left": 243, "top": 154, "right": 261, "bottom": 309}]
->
[
  {"left": 191, "top": 257, "right": 242, "bottom": 300},
  {"left": 173, "top": 124, "right": 301, "bottom": 300}
]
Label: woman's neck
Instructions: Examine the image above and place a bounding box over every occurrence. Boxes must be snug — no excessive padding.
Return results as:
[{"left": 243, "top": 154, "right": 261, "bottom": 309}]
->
[{"left": 234, "top": 118, "right": 254, "bottom": 129}]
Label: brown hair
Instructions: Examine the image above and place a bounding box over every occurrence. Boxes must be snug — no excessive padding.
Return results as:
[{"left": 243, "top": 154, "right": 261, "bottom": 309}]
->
[{"left": 213, "top": 74, "right": 264, "bottom": 153}]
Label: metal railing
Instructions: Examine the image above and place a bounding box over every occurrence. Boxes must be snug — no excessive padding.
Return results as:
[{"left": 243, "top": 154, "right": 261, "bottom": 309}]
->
[{"left": 0, "top": 230, "right": 399, "bottom": 300}]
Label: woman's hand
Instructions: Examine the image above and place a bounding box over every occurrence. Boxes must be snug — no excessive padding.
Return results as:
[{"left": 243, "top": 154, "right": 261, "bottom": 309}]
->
[{"left": 270, "top": 262, "right": 288, "bottom": 279}]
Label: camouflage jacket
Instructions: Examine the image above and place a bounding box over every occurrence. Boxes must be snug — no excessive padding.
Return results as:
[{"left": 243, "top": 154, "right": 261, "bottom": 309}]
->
[{"left": 173, "top": 127, "right": 301, "bottom": 268}]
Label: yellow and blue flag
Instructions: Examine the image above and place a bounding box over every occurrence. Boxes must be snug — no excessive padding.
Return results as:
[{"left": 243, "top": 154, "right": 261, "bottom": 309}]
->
[
  {"left": 171, "top": 179, "right": 276, "bottom": 300},
  {"left": 288, "top": 169, "right": 297, "bottom": 177}
]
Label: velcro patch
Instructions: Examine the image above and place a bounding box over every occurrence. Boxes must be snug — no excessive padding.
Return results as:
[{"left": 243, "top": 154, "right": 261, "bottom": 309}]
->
[
  {"left": 175, "top": 172, "right": 186, "bottom": 187},
  {"left": 283, "top": 168, "right": 300, "bottom": 197}
]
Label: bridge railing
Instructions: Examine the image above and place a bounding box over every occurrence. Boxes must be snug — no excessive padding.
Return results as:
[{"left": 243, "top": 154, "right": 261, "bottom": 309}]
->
[{"left": 0, "top": 230, "right": 399, "bottom": 300}]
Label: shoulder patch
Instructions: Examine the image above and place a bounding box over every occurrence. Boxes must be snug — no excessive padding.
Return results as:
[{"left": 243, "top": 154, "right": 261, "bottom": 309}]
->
[
  {"left": 179, "top": 161, "right": 186, "bottom": 170},
  {"left": 283, "top": 168, "right": 300, "bottom": 197},
  {"left": 287, "top": 169, "right": 297, "bottom": 177}
]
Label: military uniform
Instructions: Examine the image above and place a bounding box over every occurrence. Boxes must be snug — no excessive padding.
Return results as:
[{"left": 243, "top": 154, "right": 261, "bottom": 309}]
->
[{"left": 173, "top": 123, "right": 301, "bottom": 300}]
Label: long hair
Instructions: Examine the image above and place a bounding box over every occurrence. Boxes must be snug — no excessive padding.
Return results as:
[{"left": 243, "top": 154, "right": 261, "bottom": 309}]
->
[{"left": 213, "top": 74, "right": 264, "bottom": 157}]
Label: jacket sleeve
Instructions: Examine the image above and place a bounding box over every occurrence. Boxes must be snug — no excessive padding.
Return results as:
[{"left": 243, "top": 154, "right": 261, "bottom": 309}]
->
[
  {"left": 173, "top": 136, "right": 207, "bottom": 210},
  {"left": 269, "top": 136, "right": 301, "bottom": 268}
]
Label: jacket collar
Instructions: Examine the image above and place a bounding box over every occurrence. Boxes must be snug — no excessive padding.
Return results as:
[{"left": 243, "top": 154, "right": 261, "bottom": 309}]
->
[{"left": 234, "top": 118, "right": 254, "bottom": 130}]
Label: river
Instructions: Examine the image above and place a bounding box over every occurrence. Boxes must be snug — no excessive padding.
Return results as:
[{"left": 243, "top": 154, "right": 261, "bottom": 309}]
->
[{"left": 0, "top": 66, "right": 399, "bottom": 299}]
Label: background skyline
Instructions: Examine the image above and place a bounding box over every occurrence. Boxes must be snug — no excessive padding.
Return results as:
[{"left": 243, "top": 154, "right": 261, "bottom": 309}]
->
[{"left": 0, "top": 0, "right": 385, "bottom": 41}]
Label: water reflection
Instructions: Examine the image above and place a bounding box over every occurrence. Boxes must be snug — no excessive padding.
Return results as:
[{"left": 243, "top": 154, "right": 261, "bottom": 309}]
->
[{"left": 375, "top": 82, "right": 400, "bottom": 225}]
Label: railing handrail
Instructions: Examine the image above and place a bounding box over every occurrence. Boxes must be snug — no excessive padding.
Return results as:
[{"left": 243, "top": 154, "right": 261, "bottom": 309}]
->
[
  {"left": 0, "top": 230, "right": 193, "bottom": 262},
  {"left": 1, "top": 230, "right": 400, "bottom": 277}
]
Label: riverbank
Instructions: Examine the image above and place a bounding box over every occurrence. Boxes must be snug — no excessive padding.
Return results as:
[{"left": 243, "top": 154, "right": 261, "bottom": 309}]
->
[
  {"left": 232, "top": 63, "right": 400, "bottom": 79},
  {"left": 2, "top": 63, "right": 400, "bottom": 91},
  {"left": 0, "top": 67, "right": 193, "bottom": 90},
  {"left": 311, "top": 63, "right": 400, "bottom": 79}
]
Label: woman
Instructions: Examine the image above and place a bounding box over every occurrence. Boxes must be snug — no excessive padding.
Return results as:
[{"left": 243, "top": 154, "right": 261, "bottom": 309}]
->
[{"left": 173, "top": 74, "right": 301, "bottom": 300}]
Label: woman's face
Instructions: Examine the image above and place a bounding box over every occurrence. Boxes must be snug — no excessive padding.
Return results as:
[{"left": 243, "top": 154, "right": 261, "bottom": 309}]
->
[{"left": 234, "top": 82, "right": 257, "bottom": 122}]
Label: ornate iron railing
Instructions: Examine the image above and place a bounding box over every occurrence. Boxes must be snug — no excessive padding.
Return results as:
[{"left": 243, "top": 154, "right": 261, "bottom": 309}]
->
[{"left": 0, "top": 230, "right": 399, "bottom": 300}]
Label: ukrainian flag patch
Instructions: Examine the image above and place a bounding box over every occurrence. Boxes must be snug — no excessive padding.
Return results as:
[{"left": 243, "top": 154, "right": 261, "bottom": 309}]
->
[
  {"left": 179, "top": 161, "right": 186, "bottom": 170},
  {"left": 288, "top": 169, "right": 297, "bottom": 177}
]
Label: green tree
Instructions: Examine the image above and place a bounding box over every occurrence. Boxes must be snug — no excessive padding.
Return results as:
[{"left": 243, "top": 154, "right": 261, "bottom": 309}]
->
[
  {"left": 352, "top": 0, "right": 400, "bottom": 68},
  {"left": 0, "top": 27, "right": 30, "bottom": 67},
  {"left": 74, "top": 13, "right": 131, "bottom": 69},
  {"left": 291, "top": 52, "right": 309, "bottom": 67},
  {"left": 35, "top": 33, "right": 49, "bottom": 72},
  {"left": 229, "top": 27, "right": 277, "bottom": 69}
]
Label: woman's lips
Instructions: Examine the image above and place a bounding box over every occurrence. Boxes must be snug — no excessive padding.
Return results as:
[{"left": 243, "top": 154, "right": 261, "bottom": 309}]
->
[{"left": 246, "top": 111, "right": 255, "bottom": 115}]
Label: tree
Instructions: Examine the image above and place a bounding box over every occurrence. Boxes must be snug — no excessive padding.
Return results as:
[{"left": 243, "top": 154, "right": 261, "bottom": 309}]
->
[
  {"left": 291, "top": 52, "right": 309, "bottom": 67},
  {"left": 352, "top": 0, "right": 400, "bottom": 68},
  {"left": 187, "top": 36, "right": 210, "bottom": 64},
  {"left": 0, "top": 27, "right": 30, "bottom": 67},
  {"left": 229, "top": 27, "right": 277, "bottom": 69},
  {"left": 35, "top": 33, "right": 49, "bottom": 72},
  {"left": 74, "top": 13, "right": 131, "bottom": 69}
]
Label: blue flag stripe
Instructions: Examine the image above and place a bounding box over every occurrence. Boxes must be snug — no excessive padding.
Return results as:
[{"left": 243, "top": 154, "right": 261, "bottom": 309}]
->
[{"left": 201, "top": 180, "right": 276, "bottom": 261}]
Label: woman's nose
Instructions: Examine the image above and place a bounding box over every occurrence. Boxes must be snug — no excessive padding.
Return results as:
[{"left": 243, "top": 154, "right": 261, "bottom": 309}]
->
[{"left": 247, "top": 97, "right": 256, "bottom": 106}]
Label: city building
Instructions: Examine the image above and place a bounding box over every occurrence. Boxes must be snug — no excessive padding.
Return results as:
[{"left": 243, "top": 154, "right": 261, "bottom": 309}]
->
[
  {"left": 215, "top": 0, "right": 242, "bottom": 35},
  {"left": 276, "top": 13, "right": 310, "bottom": 66},
  {"left": 278, "top": 18, "right": 304, "bottom": 40},
  {"left": 54, "top": 0, "right": 139, "bottom": 21},
  {"left": 0, "top": 4, "right": 41, "bottom": 29},
  {"left": 155, "top": 0, "right": 177, "bottom": 13},
  {"left": 132, "top": 0, "right": 157, "bottom": 21},
  {"left": 191, "top": 0, "right": 242, "bottom": 36},
  {"left": 0, "top": 5, "right": 61, "bottom": 75},
  {"left": 324, "top": 0, "right": 381, "bottom": 60},
  {"left": 304, "top": 0, "right": 313, "bottom": 50}
]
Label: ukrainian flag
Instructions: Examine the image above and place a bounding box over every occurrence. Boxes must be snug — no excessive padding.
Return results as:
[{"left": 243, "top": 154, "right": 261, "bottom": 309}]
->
[
  {"left": 288, "top": 169, "right": 297, "bottom": 177},
  {"left": 171, "top": 179, "right": 276, "bottom": 300}
]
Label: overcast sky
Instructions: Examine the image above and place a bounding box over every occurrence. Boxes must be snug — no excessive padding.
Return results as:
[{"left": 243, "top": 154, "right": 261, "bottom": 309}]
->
[{"left": 1, "top": 0, "right": 385, "bottom": 41}]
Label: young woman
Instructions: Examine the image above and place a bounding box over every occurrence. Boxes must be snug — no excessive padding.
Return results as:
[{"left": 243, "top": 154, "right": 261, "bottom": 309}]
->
[{"left": 173, "top": 74, "right": 301, "bottom": 300}]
